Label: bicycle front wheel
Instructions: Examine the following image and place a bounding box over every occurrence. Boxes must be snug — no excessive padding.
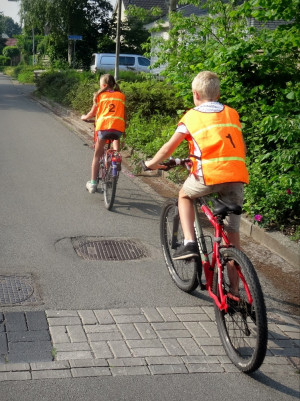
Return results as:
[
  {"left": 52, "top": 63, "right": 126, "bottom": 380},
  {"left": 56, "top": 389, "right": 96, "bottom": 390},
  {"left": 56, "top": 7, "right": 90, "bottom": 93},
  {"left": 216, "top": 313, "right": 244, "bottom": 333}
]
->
[
  {"left": 160, "top": 199, "right": 199, "bottom": 292},
  {"left": 213, "top": 247, "right": 268, "bottom": 373},
  {"left": 103, "top": 164, "right": 117, "bottom": 210}
]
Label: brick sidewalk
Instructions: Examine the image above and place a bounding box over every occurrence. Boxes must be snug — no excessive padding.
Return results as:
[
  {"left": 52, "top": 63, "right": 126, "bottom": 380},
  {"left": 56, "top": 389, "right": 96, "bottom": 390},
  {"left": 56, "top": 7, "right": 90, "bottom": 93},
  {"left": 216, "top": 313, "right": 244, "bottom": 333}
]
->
[{"left": 0, "top": 306, "right": 299, "bottom": 381}]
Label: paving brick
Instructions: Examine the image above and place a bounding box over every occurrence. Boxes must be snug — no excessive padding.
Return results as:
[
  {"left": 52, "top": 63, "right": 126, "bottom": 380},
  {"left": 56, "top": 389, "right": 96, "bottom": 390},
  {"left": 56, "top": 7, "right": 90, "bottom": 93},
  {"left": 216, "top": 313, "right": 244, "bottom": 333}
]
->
[
  {"left": 176, "top": 314, "right": 207, "bottom": 322},
  {"left": 46, "top": 310, "right": 78, "bottom": 318},
  {"left": 0, "top": 313, "right": 5, "bottom": 332},
  {"left": 201, "top": 345, "right": 227, "bottom": 356},
  {"left": 48, "top": 317, "right": 81, "bottom": 326},
  {"left": 126, "top": 339, "right": 163, "bottom": 349},
  {"left": 5, "top": 312, "right": 27, "bottom": 332},
  {"left": 112, "top": 315, "right": 147, "bottom": 324},
  {"left": 172, "top": 307, "right": 204, "bottom": 314},
  {"left": 49, "top": 326, "right": 70, "bottom": 343},
  {"left": 194, "top": 337, "right": 222, "bottom": 346},
  {"left": 71, "top": 367, "right": 111, "bottom": 377},
  {"left": 109, "top": 308, "right": 141, "bottom": 316},
  {"left": 67, "top": 325, "right": 87, "bottom": 342},
  {"left": 134, "top": 323, "right": 157, "bottom": 339},
  {"left": 32, "top": 369, "right": 71, "bottom": 380},
  {"left": 55, "top": 343, "right": 91, "bottom": 352},
  {"left": 84, "top": 324, "right": 119, "bottom": 334},
  {"left": 177, "top": 337, "right": 204, "bottom": 355},
  {"left": 107, "top": 357, "right": 146, "bottom": 367},
  {"left": 199, "top": 321, "right": 219, "bottom": 337},
  {"left": 156, "top": 307, "right": 178, "bottom": 322},
  {"left": 31, "top": 361, "right": 69, "bottom": 370},
  {"left": 26, "top": 311, "right": 48, "bottom": 331},
  {"left": 146, "top": 356, "right": 182, "bottom": 365},
  {"left": 90, "top": 342, "right": 113, "bottom": 358},
  {"left": 148, "top": 364, "right": 188, "bottom": 375},
  {"left": 56, "top": 351, "right": 93, "bottom": 361},
  {"left": 78, "top": 310, "right": 97, "bottom": 325},
  {"left": 69, "top": 359, "right": 107, "bottom": 368},
  {"left": 7, "top": 341, "right": 53, "bottom": 363},
  {"left": 182, "top": 355, "right": 219, "bottom": 364},
  {"left": 8, "top": 330, "right": 50, "bottom": 342},
  {"left": 131, "top": 348, "right": 168, "bottom": 357},
  {"left": 0, "top": 363, "right": 30, "bottom": 372},
  {"left": 94, "top": 310, "right": 114, "bottom": 325},
  {"left": 108, "top": 340, "right": 132, "bottom": 358},
  {"left": 152, "top": 322, "right": 185, "bottom": 330},
  {"left": 110, "top": 366, "right": 150, "bottom": 376},
  {"left": 142, "top": 308, "right": 164, "bottom": 323},
  {"left": 156, "top": 330, "right": 191, "bottom": 339},
  {"left": 87, "top": 331, "right": 122, "bottom": 342},
  {"left": 186, "top": 363, "right": 224, "bottom": 373},
  {"left": 160, "top": 338, "right": 186, "bottom": 356},
  {"left": 118, "top": 323, "right": 141, "bottom": 340},
  {"left": 0, "top": 371, "right": 31, "bottom": 381},
  {"left": 183, "top": 322, "right": 209, "bottom": 338}
]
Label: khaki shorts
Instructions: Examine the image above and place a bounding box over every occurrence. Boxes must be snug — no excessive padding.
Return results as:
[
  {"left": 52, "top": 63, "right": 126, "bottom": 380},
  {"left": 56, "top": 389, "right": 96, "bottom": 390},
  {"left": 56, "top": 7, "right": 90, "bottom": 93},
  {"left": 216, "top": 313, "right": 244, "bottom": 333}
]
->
[{"left": 182, "top": 175, "right": 244, "bottom": 232}]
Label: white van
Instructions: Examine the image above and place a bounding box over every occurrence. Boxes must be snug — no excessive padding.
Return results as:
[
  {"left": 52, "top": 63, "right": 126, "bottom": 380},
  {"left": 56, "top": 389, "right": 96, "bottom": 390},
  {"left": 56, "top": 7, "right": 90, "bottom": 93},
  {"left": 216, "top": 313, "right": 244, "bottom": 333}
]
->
[{"left": 90, "top": 53, "right": 150, "bottom": 73}]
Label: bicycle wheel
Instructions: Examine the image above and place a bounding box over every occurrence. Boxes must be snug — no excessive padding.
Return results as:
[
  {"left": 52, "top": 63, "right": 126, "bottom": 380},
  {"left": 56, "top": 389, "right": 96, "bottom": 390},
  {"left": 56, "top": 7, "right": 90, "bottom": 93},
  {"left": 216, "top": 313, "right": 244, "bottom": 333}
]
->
[
  {"left": 103, "top": 164, "right": 117, "bottom": 210},
  {"left": 213, "top": 247, "right": 268, "bottom": 373},
  {"left": 160, "top": 199, "right": 200, "bottom": 292}
]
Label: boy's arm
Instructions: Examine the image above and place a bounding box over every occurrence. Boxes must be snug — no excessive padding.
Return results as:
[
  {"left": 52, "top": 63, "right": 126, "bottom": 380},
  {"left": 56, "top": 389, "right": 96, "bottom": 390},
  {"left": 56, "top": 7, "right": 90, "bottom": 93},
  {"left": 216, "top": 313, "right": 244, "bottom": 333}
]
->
[{"left": 145, "top": 131, "right": 186, "bottom": 170}]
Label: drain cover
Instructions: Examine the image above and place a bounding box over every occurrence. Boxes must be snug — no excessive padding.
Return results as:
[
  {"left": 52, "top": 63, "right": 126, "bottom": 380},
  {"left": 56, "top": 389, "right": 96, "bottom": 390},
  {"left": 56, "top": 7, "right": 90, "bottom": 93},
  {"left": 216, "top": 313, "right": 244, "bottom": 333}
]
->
[
  {"left": 0, "top": 275, "right": 40, "bottom": 306},
  {"left": 73, "top": 238, "right": 149, "bottom": 261}
]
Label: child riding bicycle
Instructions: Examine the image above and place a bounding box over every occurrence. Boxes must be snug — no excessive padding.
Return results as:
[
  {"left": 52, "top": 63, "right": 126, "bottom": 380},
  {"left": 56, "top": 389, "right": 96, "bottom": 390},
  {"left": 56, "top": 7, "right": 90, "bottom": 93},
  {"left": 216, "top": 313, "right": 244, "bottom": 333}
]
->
[
  {"left": 81, "top": 74, "right": 126, "bottom": 193},
  {"left": 145, "top": 71, "right": 249, "bottom": 299}
]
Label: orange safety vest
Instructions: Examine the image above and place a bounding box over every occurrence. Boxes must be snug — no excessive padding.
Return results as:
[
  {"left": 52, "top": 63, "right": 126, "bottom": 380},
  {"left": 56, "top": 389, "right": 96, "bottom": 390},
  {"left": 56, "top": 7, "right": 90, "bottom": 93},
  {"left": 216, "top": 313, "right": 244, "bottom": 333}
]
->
[
  {"left": 179, "top": 105, "right": 249, "bottom": 185},
  {"left": 95, "top": 91, "right": 125, "bottom": 139}
]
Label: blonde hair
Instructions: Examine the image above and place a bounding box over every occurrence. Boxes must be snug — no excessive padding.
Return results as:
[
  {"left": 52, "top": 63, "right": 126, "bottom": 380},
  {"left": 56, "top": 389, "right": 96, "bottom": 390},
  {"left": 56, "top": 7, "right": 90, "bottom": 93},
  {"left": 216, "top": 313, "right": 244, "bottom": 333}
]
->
[
  {"left": 93, "top": 74, "right": 121, "bottom": 104},
  {"left": 192, "top": 71, "right": 220, "bottom": 101}
]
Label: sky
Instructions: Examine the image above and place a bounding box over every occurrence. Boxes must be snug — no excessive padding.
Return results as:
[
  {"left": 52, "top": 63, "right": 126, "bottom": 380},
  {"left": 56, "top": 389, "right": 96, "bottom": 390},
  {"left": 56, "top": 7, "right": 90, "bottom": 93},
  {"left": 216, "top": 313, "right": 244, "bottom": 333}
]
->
[
  {"left": 0, "top": 0, "right": 117, "bottom": 26},
  {"left": 0, "top": 0, "right": 20, "bottom": 24}
]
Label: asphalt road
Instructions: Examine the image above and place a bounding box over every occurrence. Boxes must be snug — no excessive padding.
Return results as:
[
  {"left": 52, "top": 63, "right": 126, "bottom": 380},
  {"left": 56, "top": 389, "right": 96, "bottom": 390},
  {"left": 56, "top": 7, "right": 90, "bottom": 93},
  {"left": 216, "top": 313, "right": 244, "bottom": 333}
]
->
[{"left": 0, "top": 73, "right": 299, "bottom": 401}]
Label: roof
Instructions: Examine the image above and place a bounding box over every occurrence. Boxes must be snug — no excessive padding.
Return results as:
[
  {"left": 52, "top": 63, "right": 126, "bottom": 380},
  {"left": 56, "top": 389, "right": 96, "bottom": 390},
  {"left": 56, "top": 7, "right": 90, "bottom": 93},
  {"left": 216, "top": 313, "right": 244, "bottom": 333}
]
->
[{"left": 5, "top": 38, "right": 18, "bottom": 46}]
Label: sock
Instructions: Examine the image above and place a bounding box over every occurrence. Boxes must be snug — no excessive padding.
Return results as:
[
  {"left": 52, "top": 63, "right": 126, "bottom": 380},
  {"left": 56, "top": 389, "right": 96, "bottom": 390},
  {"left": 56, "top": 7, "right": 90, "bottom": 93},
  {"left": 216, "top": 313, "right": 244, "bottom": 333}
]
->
[
  {"left": 91, "top": 180, "right": 97, "bottom": 185},
  {"left": 184, "top": 240, "right": 196, "bottom": 245}
]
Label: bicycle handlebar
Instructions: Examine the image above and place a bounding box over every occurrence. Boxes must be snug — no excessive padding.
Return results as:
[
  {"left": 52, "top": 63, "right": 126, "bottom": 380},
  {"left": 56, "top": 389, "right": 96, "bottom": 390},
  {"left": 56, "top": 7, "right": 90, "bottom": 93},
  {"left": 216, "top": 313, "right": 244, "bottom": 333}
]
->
[
  {"left": 141, "top": 157, "right": 192, "bottom": 172},
  {"left": 82, "top": 119, "right": 95, "bottom": 124}
]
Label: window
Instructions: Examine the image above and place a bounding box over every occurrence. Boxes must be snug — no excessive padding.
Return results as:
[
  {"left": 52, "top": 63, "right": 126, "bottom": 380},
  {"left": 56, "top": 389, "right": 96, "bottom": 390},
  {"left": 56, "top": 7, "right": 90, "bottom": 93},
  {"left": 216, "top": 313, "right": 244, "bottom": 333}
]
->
[
  {"left": 119, "top": 56, "right": 135, "bottom": 66},
  {"left": 138, "top": 57, "right": 150, "bottom": 67},
  {"left": 101, "top": 56, "right": 115, "bottom": 65}
]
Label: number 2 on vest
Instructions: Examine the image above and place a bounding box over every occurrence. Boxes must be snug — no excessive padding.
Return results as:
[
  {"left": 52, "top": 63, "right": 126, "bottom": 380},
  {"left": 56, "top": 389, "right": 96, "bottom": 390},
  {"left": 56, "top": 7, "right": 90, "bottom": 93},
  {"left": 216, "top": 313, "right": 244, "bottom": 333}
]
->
[
  {"left": 109, "top": 103, "right": 116, "bottom": 113},
  {"left": 226, "top": 134, "right": 236, "bottom": 148}
]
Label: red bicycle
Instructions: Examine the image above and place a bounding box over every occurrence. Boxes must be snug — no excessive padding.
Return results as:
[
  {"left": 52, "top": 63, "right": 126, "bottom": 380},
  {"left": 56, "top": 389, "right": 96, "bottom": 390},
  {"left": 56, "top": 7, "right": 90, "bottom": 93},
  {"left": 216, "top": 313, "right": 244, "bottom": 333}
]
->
[{"left": 142, "top": 158, "right": 268, "bottom": 373}]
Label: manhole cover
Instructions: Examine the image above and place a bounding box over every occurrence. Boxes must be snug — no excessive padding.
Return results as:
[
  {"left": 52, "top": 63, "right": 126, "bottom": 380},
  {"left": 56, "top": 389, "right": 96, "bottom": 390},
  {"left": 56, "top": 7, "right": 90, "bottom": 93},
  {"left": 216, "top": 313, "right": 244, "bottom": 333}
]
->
[
  {"left": 73, "top": 238, "right": 149, "bottom": 261},
  {"left": 0, "top": 275, "right": 40, "bottom": 306}
]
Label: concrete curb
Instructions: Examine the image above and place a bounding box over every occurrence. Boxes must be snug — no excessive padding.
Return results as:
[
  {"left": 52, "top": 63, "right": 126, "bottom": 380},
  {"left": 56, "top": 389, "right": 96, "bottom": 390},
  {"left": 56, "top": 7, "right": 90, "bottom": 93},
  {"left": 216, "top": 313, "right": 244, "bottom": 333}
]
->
[{"left": 24, "top": 84, "right": 299, "bottom": 271}]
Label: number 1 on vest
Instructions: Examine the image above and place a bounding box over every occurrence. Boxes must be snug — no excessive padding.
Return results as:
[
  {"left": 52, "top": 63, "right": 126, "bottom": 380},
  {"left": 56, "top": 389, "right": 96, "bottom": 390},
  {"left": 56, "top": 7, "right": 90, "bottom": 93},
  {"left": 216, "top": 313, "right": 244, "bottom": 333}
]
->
[{"left": 226, "top": 134, "right": 236, "bottom": 148}]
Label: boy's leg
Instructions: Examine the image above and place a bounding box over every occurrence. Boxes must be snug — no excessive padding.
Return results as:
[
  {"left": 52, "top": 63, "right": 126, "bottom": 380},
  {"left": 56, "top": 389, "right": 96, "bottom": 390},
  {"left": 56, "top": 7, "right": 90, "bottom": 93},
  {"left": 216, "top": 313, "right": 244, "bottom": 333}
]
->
[
  {"left": 178, "top": 187, "right": 195, "bottom": 242},
  {"left": 113, "top": 139, "right": 120, "bottom": 151}
]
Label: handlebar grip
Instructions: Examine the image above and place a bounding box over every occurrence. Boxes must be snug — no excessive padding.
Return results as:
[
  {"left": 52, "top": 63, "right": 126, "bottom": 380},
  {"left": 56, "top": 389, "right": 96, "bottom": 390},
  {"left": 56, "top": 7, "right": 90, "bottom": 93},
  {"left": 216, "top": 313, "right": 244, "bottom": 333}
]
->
[{"left": 141, "top": 160, "right": 152, "bottom": 172}]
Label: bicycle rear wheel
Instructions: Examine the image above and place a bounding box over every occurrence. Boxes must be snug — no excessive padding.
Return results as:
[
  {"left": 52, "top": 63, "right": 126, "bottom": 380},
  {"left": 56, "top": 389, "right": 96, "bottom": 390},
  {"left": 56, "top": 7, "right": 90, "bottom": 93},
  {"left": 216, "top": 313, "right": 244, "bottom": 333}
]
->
[
  {"left": 160, "top": 199, "right": 200, "bottom": 292},
  {"left": 213, "top": 247, "right": 268, "bottom": 373},
  {"left": 103, "top": 164, "right": 117, "bottom": 210}
]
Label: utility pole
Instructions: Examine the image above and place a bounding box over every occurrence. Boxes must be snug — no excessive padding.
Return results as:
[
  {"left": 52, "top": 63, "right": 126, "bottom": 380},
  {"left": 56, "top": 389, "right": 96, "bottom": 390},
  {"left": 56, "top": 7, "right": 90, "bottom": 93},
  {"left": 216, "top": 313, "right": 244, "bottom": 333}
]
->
[{"left": 114, "top": 0, "right": 122, "bottom": 81}]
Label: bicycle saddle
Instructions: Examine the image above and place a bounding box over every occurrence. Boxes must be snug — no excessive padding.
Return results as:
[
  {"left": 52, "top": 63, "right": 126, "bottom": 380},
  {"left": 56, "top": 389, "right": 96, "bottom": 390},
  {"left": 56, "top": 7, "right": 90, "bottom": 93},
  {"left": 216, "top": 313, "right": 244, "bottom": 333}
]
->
[{"left": 213, "top": 199, "right": 242, "bottom": 216}]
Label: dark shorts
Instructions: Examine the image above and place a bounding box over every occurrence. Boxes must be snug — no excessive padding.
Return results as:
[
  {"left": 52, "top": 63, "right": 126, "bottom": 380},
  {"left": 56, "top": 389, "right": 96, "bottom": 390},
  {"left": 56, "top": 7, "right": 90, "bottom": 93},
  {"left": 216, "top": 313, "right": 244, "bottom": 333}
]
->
[{"left": 96, "top": 130, "right": 122, "bottom": 141}]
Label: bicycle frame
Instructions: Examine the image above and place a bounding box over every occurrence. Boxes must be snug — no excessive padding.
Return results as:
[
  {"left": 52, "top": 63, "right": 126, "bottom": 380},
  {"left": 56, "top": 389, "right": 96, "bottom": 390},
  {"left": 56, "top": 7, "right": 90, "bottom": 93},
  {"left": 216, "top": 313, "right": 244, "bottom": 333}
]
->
[{"left": 193, "top": 199, "right": 253, "bottom": 312}]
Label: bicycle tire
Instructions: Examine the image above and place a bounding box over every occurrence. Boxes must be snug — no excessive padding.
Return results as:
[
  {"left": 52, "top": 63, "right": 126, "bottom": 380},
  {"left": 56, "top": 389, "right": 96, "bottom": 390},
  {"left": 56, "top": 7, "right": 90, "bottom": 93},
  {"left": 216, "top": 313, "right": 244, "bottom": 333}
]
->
[
  {"left": 103, "top": 164, "right": 117, "bottom": 210},
  {"left": 160, "top": 199, "right": 200, "bottom": 292},
  {"left": 213, "top": 247, "right": 268, "bottom": 373}
]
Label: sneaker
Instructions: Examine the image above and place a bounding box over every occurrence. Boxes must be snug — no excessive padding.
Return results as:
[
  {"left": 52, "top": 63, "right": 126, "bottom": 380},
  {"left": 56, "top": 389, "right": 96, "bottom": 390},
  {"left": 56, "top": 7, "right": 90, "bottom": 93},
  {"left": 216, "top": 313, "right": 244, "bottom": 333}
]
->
[
  {"left": 86, "top": 181, "right": 97, "bottom": 193},
  {"left": 172, "top": 242, "right": 199, "bottom": 260}
]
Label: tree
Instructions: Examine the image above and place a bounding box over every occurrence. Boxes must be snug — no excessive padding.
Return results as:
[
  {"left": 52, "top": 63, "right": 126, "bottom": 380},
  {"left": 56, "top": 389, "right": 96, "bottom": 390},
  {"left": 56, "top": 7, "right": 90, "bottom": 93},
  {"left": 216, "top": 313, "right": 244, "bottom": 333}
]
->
[{"left": 19, "top": 0, "right": 113, "bottom": 67}]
